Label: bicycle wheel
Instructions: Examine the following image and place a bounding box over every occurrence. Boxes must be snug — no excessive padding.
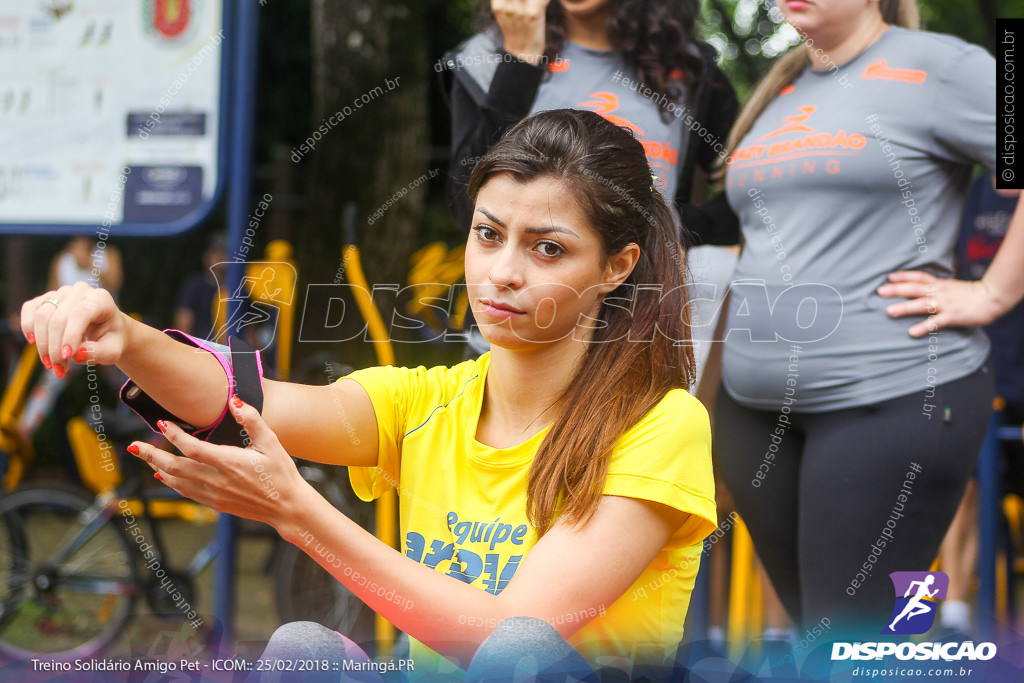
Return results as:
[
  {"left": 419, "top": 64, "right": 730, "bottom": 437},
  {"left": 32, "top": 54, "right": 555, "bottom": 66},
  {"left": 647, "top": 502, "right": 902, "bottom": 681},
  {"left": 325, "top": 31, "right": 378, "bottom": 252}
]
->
[
  {"left": 0, "top": 483, "right": 138, "bottom": 661},
  {"left": 274, "top": 543, "right": 375, "bottom": 647},
  {"left": 274, "top": 465, "right": 375, "bottom": 650}
]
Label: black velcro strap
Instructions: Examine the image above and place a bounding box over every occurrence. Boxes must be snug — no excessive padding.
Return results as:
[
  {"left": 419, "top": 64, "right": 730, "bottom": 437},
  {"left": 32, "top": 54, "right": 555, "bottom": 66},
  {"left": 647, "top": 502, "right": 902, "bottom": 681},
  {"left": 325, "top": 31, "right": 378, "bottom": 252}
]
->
[{"left": 208, "top": 336, "right": 264, "bottom": 447}]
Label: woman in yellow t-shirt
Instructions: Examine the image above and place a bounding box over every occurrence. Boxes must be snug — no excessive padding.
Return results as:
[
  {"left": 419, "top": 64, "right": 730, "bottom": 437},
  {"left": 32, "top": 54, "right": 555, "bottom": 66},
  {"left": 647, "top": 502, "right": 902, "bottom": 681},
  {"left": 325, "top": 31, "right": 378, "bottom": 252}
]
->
[{"left": 21, "top": 108, "right": 715, "bottom": 679}]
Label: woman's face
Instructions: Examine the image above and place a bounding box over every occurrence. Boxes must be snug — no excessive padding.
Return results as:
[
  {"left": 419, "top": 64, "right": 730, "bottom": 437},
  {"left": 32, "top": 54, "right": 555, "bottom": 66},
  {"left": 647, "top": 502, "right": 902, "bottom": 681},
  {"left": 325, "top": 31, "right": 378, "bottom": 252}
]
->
[
  {"left": 776, "top": 0, "right": 880, "bottom": 37},
  {"left": 466, "top": 174, "right": 636, "bottom": 350}
]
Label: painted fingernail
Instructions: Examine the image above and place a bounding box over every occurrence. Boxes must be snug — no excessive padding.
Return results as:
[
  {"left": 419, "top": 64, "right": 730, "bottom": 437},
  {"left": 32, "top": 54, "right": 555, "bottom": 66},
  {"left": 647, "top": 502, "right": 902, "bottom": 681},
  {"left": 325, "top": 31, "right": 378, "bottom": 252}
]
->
[
  {"left": 127, "top": 443, "right": 140, "bottom": 456},
  {"left": 74, "top": 347, "right": 88, "bottom": 363},
  {"left": 61, "top": 344, "right": 72, "bottom": 360},
  {"left": 157, "top": 420, "right": 168, "bottom": 433},
  {"left": 154, "top": 473, "right": 164, "bottom": 482},
  {"left": 26, "top": 332, "right": 35, "bottom": 344},
  {"left": 41, "top": 356, "right": 52, "bottom": 370},
  {"left": 54, "top": 364, "right": 65, "bottom": 379},
  {"left": 231, "top": 395, "right": 244, "bottom": 409}
]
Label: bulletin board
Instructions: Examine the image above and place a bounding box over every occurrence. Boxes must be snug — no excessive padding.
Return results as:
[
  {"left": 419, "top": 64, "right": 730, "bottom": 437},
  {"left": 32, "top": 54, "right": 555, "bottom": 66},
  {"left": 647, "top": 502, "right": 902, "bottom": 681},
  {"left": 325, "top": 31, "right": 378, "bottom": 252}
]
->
[{"left": 0, "top": 0, "right": 230, "bottom": 235}]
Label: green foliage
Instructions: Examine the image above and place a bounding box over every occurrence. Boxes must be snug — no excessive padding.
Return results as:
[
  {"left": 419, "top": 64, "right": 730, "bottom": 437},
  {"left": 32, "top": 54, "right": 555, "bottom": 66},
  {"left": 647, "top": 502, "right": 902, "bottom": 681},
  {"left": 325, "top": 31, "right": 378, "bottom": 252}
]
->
[{"left": 445, "top": 0, "right": 481, "bottom": 34}]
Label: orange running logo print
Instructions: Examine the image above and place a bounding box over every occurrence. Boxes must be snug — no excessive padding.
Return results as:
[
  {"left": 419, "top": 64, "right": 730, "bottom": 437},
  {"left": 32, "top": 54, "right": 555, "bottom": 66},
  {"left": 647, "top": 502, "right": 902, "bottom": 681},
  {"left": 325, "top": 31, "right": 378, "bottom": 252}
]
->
[
  {"left": 578, "top": 92, "right": 679, "bottom": 174},
  {"left": 759, "top": 105, "right": 818, "bottom": 141},
  {"left": 578, "top": 92, "right": 643, "bottom": 136},
  {"left": 862, "top": 59, "right": 927, "bottom": 84},
  {"left": 729, "top": 104, "right": 866, "bottom": 169}
]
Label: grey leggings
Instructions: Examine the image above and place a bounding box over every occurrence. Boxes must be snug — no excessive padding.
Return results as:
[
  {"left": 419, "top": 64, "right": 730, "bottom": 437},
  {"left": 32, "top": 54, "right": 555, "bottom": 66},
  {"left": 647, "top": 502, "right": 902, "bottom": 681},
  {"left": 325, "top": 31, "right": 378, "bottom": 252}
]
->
[{"left": 252, "top": 617, "right": 598, "bottom": 682}]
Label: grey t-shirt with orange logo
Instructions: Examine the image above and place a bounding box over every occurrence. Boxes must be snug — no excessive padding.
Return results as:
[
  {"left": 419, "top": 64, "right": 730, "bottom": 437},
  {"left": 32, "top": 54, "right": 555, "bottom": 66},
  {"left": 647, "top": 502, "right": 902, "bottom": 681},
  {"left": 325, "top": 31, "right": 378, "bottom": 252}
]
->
[
  {"left": 455, "top": 32, "right": 689, "bottom": 202},
  {"left": 723, "top": 26, "right": 994, "bottom": 412}
]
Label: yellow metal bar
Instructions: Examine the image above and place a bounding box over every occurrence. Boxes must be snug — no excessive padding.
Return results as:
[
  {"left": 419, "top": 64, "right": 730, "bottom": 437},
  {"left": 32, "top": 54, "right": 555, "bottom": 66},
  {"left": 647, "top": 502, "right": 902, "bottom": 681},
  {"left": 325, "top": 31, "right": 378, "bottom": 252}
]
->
[
  {"left": 728, "top": 516, "right": 763, "bottom": 661},
  {"left": 343, "top": 242, "right": 397, "bottom": 651},
  {"left": 374, "top": 488, "right": 398, "bottom": 647},
  {"left": 0, "top": 345, "right": 37, "bottom": 423},
  {"left": 343, "top": 245, "right": 395, "bottom": 367},
  {"left": 1, "top": 345, "right": 40, "bottom": 490},
  {"left": 244, "top": 241, "right": 298, "bottom": 380},
  {"left": 67, "top": 416, "right": 123, "bottom": 494},
  {"left": 117, "top": 498, "right": 219, "bottom": 523},
  {"left": 267, "top": 240, "right": 296, "bottom": 380},
  {"left": 66, "top": 417, "right": 217, "bottom": 522}
]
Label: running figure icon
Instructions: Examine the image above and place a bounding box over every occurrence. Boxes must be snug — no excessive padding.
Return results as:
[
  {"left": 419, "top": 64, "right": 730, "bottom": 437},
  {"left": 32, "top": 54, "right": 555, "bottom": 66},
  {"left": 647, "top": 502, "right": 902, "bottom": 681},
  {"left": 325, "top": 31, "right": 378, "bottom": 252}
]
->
[
  {"left": 883, "top": 570, "right": 948, "bottom": 634},
  {"left": 888, "top": 574, "right": 939, "bottom": 631}
]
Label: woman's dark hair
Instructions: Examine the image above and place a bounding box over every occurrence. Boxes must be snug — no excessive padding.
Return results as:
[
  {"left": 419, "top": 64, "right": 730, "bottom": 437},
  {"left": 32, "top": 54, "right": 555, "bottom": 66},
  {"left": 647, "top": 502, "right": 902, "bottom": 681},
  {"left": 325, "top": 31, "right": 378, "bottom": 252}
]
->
[
  {"left": 479, "top": 0, "right": 703, "bottom": 105},
  {"left": 467, "top": 108, "right": 695, "bottom": 534}
]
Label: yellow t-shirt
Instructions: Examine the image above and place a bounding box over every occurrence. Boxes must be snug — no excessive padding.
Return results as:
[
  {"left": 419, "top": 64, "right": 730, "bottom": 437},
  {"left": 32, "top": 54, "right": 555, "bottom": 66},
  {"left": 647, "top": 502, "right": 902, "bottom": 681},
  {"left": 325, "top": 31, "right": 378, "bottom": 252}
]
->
[{"left": 346, "top": 352, "right": 716, "bottom": 674}]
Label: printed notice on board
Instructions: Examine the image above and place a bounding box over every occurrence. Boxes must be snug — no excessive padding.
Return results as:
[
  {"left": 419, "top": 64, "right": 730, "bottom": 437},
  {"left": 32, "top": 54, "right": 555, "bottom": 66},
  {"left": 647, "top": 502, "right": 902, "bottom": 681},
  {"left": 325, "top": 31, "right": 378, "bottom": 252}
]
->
[{"left": 0, "top": 0, "right": 223, "bottom": 226}]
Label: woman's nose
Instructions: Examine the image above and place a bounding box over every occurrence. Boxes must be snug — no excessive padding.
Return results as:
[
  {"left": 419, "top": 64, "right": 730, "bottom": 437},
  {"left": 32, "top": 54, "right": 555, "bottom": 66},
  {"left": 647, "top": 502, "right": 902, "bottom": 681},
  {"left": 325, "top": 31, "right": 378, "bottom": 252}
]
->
[{"left": 487, "top": 245, "right": 525, "bottom": 289}]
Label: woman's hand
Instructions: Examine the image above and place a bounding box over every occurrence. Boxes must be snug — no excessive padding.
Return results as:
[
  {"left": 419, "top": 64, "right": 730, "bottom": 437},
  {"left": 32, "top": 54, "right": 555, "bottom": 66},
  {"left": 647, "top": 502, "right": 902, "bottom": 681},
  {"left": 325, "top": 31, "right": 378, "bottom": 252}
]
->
[
  {"left": 130, "top": 395, "right": 314, "bottom": 530},
  {"left": 20, "top": 281, "right": 130, "bottom": 375},
  {"left": 878, "top": 270, "right": 1007, "bottom": 338},
  {"left": 491, "top": 0, "right": 548, "bottom": 65}
]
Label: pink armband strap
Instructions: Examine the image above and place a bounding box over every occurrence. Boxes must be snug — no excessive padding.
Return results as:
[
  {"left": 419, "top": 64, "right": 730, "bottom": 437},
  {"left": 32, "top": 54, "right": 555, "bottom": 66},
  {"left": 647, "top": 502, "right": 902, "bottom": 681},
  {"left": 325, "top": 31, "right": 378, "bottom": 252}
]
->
[{"left": 119, "top": 330, "right": 264, "bottom": 447}]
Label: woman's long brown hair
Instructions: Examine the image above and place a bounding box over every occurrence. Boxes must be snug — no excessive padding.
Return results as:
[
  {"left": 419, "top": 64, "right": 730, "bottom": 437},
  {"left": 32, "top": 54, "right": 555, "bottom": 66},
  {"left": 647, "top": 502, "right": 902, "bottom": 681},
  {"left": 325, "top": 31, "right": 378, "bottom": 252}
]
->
[{"left": 467, "top": 109, "right": 695, "bottom": 534}]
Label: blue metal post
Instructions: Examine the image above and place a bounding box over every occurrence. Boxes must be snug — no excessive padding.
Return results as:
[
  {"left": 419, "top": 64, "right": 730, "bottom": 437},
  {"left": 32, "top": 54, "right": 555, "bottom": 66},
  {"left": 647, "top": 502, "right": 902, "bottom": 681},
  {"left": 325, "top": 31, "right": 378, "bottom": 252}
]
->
[
  {"left": 977, "top": 410, "right": 1002, "bottom": 640},
  {"left": 686, "top": 545, "right": 711, "bottom": 641},
  {"left": 216, "top": 0, "right": 260, "bottom": 645}
]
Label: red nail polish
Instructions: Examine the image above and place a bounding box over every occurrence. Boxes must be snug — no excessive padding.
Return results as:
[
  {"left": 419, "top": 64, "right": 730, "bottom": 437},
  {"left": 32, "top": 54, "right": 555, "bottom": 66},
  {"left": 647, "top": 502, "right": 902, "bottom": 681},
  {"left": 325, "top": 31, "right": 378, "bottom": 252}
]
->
[
  {"left": 74, "top": 347, "right": 88, "bottom": 363},
  {"left": 157, "top": 420, "right": 168, "bottom": 433},
  {"left": 231, "top": 395, "right": 244, "bottom": 409},
  {"left": 26, "top": 332, "right": 35, "bottom": 344},
  {"left": 54, "top": 364, "right": 65, "bottom": 379},
  {"left": 127, "top": 443, "right": 140, "bottom": 456},
  {"left": 61, "top": 345, "right": 72, "bottom": 360},
  {"left": 41, "top": 356, "right": 52, "bottom": 370},
  {"left": 154, "top": 473, "right": 164, "bottom": 482}
]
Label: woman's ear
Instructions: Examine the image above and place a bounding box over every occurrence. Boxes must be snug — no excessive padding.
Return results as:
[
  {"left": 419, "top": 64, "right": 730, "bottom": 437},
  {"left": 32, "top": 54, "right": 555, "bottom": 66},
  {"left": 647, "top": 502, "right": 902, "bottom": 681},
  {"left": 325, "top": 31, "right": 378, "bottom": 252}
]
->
[{"left": 599, "top": 243, "right": 641, "bottom": 293}]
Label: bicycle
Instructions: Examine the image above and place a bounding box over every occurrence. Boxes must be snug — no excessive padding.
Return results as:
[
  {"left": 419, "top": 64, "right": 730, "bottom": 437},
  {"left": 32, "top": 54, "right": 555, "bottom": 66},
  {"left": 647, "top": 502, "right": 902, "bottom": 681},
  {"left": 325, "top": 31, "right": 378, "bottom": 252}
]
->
[{"left": 0, "top": 418, "right": 217, "bottom": 661}]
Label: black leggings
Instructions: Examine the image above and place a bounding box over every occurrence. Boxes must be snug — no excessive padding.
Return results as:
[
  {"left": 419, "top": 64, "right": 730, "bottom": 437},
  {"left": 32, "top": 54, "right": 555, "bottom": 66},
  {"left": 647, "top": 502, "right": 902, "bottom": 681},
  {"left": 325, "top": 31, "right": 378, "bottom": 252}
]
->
[{"left": 714, "top": 362, "right": 992, "bottom": 639}]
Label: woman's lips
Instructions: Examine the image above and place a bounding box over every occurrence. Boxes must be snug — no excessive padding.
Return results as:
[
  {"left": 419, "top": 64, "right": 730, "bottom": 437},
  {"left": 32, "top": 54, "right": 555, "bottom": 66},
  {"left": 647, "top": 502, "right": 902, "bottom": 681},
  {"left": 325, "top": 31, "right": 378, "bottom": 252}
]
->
[{"left": 478, "top": 299, "right": 525, "bottom": 320}]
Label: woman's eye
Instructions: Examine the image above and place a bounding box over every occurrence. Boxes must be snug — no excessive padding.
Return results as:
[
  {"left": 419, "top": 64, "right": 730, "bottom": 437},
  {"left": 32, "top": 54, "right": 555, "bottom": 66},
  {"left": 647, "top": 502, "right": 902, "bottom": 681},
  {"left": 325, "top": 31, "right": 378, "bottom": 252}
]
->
[
  {"left": 472, "top": 226, "right": 500, "bottom": 242},
  {"left": 537, "top": 241, "right": 564, "bottom": 258}
]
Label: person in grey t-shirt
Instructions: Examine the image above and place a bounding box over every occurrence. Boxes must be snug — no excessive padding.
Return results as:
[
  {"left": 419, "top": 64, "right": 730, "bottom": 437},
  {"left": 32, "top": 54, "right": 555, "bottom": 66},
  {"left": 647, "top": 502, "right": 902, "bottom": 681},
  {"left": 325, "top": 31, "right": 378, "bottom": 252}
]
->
[{"left": 714, "top": 0, "right": 1023, "bottom": 642}]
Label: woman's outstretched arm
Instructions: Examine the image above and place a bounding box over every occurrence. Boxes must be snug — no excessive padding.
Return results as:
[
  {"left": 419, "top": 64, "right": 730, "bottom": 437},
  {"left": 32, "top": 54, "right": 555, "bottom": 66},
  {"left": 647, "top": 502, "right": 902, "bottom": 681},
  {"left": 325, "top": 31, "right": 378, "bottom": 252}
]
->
[
  {"left": 20, "top": 282, "right": 379, "bottom": 467},
  {"left": 135, "top": 398, "right": 686, "bottom": 666}
]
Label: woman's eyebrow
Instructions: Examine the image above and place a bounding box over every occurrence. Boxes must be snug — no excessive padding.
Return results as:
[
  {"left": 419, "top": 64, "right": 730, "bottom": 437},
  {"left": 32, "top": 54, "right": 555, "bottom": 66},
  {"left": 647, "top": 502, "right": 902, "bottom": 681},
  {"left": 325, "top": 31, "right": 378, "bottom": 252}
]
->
[
  {"left": 475, "top": 206, "right": 506, "bottom": 227},
  {"left": 525, "top": 226, "right": 580, "bottom": 238},
  {"left": 476, "top": 207, "right": 579, "bottom": 239}
]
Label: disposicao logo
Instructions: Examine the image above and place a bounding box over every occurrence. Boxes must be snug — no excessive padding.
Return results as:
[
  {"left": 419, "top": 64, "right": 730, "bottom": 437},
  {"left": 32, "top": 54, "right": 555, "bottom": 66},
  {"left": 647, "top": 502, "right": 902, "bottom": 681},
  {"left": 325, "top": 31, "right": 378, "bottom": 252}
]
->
[
  {"left": 883, "top": 570, "right": 947, "bottom": 635},
  {"left": 831, "top": 571, "right": 997, "bottom": 663}
]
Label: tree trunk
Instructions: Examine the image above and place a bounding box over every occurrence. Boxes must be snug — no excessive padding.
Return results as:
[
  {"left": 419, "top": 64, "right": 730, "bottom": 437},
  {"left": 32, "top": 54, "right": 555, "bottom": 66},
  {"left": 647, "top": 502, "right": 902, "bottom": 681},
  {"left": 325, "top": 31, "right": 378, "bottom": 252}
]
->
[
  {"left": 977, "top": 0, "right": 999, "bottom": 50},
  {"left": 300, "top": 0, "right": 428, "bottom": 363}
]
